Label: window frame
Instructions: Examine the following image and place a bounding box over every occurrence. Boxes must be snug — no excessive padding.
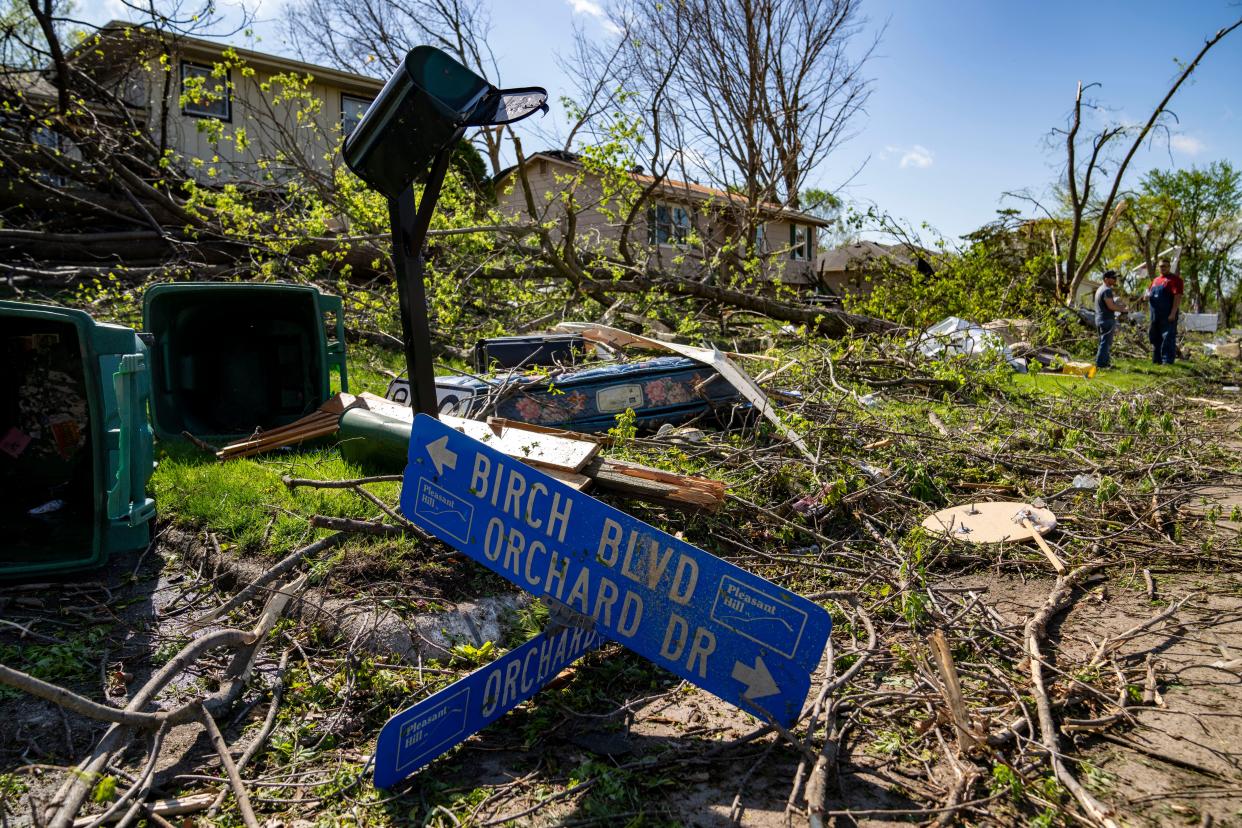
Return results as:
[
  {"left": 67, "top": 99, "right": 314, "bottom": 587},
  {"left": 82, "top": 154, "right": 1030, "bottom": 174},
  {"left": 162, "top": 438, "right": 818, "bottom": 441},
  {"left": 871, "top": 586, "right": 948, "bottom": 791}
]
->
[
  {"left": 180, "top": 60, "right": 232, "bottom": 122},
  {"left": 789, "top": 223, "right": 811, "bottom": 261},
  {"left": 647, "top": 201, "right": 693, "bottom": 246},
  {"left": 340, "top": 92, "right": 373, "bottom": 137}
]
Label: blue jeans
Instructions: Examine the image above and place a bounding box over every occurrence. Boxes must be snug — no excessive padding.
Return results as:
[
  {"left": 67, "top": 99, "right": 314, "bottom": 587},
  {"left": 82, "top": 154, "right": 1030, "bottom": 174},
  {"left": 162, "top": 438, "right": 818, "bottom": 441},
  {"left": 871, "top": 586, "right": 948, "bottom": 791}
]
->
[
  {"left": 1149, "top": 314, "right": 1177, "bottom": 364},
  {"left": 1096, "top": 318, "right": 1116, "bottom": 368}
]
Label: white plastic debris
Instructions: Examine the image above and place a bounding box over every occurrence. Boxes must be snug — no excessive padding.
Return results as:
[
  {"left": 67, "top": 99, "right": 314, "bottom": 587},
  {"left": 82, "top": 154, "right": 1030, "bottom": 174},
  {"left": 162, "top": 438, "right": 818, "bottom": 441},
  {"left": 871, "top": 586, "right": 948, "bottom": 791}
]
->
[
  {"left": 1071, "top": 474, "right": 1099, "bottom": 490},
  {"left": 915, "top": 316, "right": 1026, "bottom": 372}
]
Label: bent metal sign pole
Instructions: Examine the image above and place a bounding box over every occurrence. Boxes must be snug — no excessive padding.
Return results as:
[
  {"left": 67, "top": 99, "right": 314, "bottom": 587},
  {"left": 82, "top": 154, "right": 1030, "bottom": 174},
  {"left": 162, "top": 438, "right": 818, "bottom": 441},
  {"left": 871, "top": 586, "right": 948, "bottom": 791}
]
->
[{"left": 342, "top": 46, "right": 547, "bottom": 415}]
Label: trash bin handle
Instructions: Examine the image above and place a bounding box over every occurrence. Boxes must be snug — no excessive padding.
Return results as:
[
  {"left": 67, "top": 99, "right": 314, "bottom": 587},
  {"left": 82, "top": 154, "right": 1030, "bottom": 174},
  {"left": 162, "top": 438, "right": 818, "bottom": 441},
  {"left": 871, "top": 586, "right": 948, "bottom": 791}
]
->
[
  {"left": 320, "top": 293, "right": 349, "bottom": 393},
  {"left": 107, "top": 352, "right": 154, "bottom": 524}
]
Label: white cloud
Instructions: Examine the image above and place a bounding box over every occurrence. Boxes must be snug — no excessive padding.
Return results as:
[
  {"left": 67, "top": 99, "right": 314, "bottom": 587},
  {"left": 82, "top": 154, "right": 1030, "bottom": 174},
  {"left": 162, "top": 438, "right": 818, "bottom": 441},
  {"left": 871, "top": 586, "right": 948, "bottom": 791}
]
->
[
  {"left": 566, "top": 0, "right": 622, "bottom": 34},
  {"left": 899, "top": 145, "right": 934, "bottom": 169},
  {"left": 567, "top": 0, "right": 606, "bottom": 17},
  {"left": 1171, "top": 134, "right": 1205, "bottom": 155}
]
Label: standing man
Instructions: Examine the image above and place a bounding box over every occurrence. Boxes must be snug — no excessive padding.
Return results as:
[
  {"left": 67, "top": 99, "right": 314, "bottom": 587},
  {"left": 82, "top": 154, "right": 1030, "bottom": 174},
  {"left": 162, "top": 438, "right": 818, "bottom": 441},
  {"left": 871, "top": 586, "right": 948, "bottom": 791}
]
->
[
  {"left": 1094, "top": 270, "right": 1127, "bottom": 370},
  {"left": 1146, "top": 257, "right": 1184, "bottom": 364}
]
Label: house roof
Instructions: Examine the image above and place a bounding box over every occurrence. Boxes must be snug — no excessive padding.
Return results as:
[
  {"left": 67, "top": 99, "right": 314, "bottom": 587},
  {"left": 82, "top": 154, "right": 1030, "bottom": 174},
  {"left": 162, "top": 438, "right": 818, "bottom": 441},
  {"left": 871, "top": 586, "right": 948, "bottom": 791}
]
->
[
  {"left": 495, "top": 150, "right": 831, "bottom": 227},
  {"left": 81, "top": 21, "right": 385, "bottom": 97},
  {"left": 817, "top": 241, "right": 926, "bottom": 273}
]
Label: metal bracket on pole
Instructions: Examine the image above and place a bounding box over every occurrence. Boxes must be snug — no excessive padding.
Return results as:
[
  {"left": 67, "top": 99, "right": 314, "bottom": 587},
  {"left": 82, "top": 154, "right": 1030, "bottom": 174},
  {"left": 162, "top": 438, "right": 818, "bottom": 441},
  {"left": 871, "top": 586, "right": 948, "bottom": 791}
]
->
[{"left": 388, "top": 143, "right": 456, "bottom": 417}]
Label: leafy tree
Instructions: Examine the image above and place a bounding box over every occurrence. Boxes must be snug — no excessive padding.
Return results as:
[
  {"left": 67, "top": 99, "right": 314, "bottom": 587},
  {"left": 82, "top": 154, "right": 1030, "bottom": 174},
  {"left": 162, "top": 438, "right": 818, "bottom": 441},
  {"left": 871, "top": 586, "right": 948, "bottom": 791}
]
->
[
  {"left": 1139, "top": 162, "right": 1242, "bottom": 320},
  {"left": 845, "top": 212, "right": 1059, "bottom": 331}
]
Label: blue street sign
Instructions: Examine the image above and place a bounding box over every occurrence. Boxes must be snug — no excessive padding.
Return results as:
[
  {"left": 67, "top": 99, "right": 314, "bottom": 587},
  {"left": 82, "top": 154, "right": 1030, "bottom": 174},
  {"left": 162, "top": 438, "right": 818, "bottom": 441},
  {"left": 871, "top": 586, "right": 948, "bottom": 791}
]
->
[
  {"left": 400, "top": 414, "right": 831, "bottom": 727},
  {"left": 374, "top": 625, "right": 601, "bottom": 788}
]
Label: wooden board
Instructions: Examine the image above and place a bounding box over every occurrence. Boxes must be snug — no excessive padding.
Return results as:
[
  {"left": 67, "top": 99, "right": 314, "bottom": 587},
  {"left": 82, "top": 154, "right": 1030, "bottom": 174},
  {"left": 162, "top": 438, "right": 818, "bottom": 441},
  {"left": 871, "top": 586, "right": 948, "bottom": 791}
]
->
[
  {"left": 922, "top": 501, "right": 1057, "bottom": 544},
  {"left": 539, "top": 467, "right": 592, "bottom": 491},
  {"left": 439, "top": 414, "right": 601, "bottom": 473}
]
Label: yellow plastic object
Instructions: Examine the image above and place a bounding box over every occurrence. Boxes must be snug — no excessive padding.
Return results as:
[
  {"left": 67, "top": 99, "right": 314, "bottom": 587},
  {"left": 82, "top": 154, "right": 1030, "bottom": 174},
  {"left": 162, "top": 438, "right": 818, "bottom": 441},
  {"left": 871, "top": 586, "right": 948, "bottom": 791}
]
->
[{"left": 1061, "top": 361, "right": 1097, "bottom": 378}]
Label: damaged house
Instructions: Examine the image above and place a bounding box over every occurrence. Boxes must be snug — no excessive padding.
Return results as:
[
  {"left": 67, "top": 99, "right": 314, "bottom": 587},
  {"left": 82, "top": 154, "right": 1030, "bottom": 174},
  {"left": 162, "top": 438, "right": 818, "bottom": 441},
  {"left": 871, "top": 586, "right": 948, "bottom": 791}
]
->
[
  {"left": 5, "top": 20, "right": 383, "bottom": 187},
  {"left": 493, "top": 150, "right": 832, "bottom": 288}
]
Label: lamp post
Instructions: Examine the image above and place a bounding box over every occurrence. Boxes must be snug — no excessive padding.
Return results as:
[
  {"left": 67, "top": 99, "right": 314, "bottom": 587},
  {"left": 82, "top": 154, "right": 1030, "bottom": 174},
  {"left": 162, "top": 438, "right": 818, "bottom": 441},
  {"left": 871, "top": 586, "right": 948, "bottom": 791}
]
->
[{"left": 342, "top": 46, "right": 546, "bottom": 415}]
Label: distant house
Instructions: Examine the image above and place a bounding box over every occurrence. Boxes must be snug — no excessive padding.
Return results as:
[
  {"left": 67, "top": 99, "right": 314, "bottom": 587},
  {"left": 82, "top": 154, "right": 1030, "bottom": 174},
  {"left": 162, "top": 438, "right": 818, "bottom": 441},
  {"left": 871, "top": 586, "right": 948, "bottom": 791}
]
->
[
  {"left": 815, "top": 241, "right": 930, "bottom": 296},
  {"left": 47, "top": 21, "right": 383, "bottom": 182},
  {"left": 493, "top": 150, "right": 831, "bottom": 286}
]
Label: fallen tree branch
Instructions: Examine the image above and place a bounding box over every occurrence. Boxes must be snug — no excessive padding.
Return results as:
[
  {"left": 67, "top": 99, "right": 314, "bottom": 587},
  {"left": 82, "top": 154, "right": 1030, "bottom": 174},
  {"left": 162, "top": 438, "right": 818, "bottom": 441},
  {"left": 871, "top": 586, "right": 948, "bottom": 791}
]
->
[
  {"left": 196, "top": 702, "right": 259, "bottom": 828},
  {"left": 1024, "top": 562, "right": 1120, "bottom": 828}
]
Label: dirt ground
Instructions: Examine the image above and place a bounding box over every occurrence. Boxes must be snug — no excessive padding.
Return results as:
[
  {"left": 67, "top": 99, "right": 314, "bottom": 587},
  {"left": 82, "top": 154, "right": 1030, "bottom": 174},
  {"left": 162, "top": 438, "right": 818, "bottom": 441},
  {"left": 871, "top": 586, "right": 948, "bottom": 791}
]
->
[{"left": 2, "top": 402, "right": 1240, "bottom": 827}]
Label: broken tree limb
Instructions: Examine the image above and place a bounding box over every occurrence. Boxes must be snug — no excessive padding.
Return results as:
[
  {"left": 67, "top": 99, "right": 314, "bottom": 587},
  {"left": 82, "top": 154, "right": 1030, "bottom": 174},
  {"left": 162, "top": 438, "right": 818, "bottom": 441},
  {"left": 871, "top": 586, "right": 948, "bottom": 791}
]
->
[
  {"left": 44, "top": 576, "right": 307, "bottom": 828},
  {"left": 196, "top": 702, "right": 259, "bottom": 828},
  {"left": 206, "top": 650, "right": 291, "bottom": 818},
  {"left": 309, "top": 514, "right": 413, "bottom": 538},
  {"left": 45, "top": 630, "right": 253, "bottom": 828},
  {"left": 189, "top": 532, "right": 345, "bottom": 629},
  {"left": 1024, "top": 562, "right": 1120, "bottom": 828}
]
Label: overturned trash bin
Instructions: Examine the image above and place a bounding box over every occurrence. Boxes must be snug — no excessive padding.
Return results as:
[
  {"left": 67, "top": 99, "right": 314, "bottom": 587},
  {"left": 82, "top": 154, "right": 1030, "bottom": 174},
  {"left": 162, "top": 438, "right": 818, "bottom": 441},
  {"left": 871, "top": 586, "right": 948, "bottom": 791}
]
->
[
  {"left": 0, "top": 300, "right": 155, "bottom": 577},
  {"left": 143, "top": 283, "right": 348, "bottom": 442}
]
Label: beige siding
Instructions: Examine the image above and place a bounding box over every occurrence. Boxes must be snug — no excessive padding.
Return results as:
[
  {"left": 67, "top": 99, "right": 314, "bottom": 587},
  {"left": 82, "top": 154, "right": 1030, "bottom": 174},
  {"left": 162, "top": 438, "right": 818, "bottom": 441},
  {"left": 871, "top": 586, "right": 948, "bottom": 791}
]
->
[
  {"left": 497, "top": 158, "right": 824, "bottom": 286},
  {"left": 759, "top": 218, "right": 817, "bottom": 285},
  {"left": 496, "top": 160, "right": 623, "bottom": 256},
  {"left": 128, "top": 45, "right": 380, "bottom": 183}
]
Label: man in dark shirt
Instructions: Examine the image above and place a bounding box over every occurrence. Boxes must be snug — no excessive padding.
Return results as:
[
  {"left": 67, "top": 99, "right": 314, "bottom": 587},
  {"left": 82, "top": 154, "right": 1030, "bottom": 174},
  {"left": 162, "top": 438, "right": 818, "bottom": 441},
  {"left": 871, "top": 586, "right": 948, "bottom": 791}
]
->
[
  {"left": 1094, "top": 270, "right": 1127, "bottom": 369},
  {"left": 1146, "top": 257, "right": 1184, "bottom": 364}
]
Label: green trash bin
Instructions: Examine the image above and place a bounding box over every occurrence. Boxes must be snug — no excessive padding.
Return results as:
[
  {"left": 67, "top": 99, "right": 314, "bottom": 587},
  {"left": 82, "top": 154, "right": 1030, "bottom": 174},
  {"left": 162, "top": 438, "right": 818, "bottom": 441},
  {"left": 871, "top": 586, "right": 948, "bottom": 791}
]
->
[
  {"left": 143, "top": 283, "right": 348, "bottom": 442},
  {"left": 0, "top": 300, "right": 156, "bottom": 577}
]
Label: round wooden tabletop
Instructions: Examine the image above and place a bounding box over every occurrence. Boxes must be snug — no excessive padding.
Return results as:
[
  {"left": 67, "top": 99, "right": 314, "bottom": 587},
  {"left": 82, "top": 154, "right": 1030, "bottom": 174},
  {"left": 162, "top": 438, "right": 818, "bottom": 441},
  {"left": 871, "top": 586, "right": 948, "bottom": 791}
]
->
[{"left": 922, "top": 501, "right": 1057, "bottom": 544}]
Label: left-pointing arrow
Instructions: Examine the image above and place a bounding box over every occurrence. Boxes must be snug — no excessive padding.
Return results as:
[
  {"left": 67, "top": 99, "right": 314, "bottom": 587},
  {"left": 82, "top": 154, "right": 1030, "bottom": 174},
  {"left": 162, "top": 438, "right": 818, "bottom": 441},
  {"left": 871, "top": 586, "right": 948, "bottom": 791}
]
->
[{"left": 426, "top": 435, "right": 457, "bottom": 475}]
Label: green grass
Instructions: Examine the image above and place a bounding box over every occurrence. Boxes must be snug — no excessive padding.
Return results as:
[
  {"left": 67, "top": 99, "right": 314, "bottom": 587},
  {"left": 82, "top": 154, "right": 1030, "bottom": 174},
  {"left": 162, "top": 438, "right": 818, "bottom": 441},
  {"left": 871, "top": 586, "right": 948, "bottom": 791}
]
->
[
  {"left": 151, "top": 343, "right": 412, "bottom": 554},
  {"left": 342, "top": 342, "right": 407, "bottom": 397},
  {"left": 151, "top": 444, "right": 401, "bottom": 554},
  {"left": 1009, "top": 357, "right": 1197, "bottom": 397}
]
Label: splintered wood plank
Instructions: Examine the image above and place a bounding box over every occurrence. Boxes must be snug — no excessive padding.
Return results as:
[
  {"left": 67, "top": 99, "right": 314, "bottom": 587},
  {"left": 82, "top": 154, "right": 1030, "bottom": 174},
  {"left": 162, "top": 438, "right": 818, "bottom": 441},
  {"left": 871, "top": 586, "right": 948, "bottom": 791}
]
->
[
  {"left": 485, "top": 417, "right": 611, "bottom": 446},
  {"left": 218, "top": 420, "right": 341, "bottom": 459},
  {"left": 356, "top": 392, "right": 414, "bottom": 422},
  {"left": 353, "top": 393, "right": 600, "bottom": 473},
  {"left": 539, "top": 467, "right": 593, "bottom": 490},
  {"left": 584, "top": 457, "right": 726, "bottom": 511}
]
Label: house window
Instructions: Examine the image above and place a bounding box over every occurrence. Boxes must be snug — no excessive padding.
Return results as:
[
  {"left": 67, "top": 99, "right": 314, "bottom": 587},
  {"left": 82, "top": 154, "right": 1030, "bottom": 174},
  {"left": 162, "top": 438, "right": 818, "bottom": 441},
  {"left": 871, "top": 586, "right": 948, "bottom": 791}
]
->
[
  {"left": 181, "top": 61, "right": 230, "bottom": 120},
  {"left": 754, "top": 224, "right": 767, "bottom": 254},
  {"left": 32, "top": 126, "right": 64, "bottom": 186},
  {"left": 790, "top": 224, "right": 811, "bottom": 260},
  {"left": 341, "top": 93, "right": 372, "bottom": 137},
  {"left": 648, "top": 203, "right": 692, "bottom": 245}
]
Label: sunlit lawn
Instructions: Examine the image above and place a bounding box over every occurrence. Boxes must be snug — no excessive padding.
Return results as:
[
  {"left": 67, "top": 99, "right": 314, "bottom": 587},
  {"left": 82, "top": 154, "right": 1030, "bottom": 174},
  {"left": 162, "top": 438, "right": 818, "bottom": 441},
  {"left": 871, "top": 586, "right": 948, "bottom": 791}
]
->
[{"left": 1011, "top": 356, "right": 1198, "bottom": 396}]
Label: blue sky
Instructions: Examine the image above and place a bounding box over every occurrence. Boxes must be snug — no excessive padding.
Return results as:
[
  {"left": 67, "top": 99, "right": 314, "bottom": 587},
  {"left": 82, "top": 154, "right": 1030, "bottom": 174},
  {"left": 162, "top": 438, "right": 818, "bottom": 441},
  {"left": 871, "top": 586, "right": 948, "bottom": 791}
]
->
[{"left": 83, "top": 0, "right": 1242, "bottom": 240}]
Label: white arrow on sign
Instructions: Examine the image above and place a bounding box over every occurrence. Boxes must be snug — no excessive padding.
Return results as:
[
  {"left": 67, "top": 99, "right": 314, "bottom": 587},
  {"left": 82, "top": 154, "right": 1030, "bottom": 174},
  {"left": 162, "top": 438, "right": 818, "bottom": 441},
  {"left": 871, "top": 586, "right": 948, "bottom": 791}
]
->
[
  {"left": 731, "top": 656, "right": 779, "bottom": 700},
  {"left": 426, "top": 435, "right": 458, "bottom": 475}
]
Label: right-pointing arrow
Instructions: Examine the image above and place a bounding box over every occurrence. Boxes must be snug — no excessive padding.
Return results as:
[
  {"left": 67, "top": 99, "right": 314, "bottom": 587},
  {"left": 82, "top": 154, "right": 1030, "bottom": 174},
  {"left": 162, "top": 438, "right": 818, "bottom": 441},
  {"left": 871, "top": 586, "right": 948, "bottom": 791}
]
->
[{"left": 732, "top": 656, "right": 779, "bottom": 700}]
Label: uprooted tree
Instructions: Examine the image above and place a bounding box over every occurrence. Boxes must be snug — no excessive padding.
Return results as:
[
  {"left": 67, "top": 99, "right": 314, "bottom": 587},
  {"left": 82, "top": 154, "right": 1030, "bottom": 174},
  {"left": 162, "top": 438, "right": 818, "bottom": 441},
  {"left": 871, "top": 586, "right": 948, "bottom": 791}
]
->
[{"left": 0, "top": 0, "right": 892, "bottom": 344}]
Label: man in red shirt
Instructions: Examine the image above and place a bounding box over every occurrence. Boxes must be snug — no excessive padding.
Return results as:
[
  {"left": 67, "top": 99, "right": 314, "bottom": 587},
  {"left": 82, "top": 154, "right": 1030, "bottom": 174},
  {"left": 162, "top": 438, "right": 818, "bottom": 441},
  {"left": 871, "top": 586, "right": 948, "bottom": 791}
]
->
[{"left": 1146, "top": 257, "right": 1184, "bottom": 364}]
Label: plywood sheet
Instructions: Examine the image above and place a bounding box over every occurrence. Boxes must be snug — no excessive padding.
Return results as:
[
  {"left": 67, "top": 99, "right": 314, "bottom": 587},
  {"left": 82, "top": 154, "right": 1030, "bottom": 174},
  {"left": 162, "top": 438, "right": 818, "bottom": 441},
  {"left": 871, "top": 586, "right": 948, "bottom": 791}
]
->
[{"left": 438, "top": 414, "right": 599, "bottom": 473}]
